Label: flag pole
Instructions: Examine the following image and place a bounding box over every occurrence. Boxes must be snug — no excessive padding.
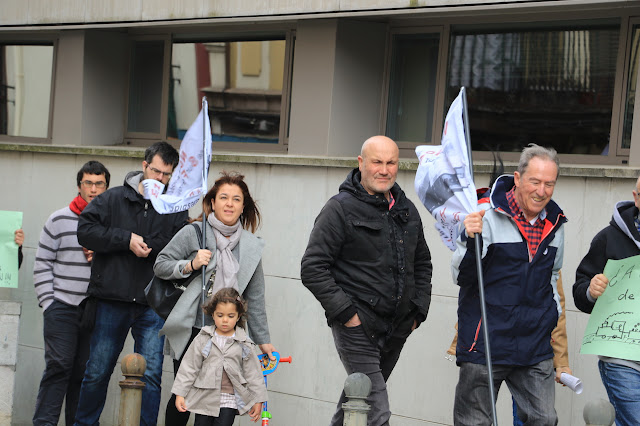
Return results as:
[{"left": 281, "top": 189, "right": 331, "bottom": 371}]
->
[
  {"left": 461, "top": 87, "right": 498, "bottom": 426},
  {"left": 200, "top": 96, "right": 208, "bottom": 327}
]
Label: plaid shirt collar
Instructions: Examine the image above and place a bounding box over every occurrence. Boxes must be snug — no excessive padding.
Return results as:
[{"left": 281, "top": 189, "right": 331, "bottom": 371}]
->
[
  {"left": 505, "top": 187, "right": 546, "bottom": 224},
  {"left": 505, "top": 186, "right": 546, "bottom": 259}
]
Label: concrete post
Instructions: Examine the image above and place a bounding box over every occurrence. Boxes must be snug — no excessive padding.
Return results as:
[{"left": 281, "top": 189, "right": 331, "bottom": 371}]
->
[
  {"left": 342, "top": 372, "right": 371, "bottom": 426},
  {"left": 0, "top": 301, "right": 21, "bottom": 425},
  {"left": 583, "top": 399, "right": 615, "bottom": 426},
  {"left": 118, "top": 353, "right": 146, "bottom": 426}
]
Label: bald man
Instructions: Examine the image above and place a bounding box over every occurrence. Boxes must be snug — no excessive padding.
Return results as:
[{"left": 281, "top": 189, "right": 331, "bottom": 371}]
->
[{"left": 301, "top": 136, "right": 433, "bottom": 425}]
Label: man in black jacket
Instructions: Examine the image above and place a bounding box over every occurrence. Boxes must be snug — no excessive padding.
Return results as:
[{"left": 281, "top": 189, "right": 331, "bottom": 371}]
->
[
  {"left": 573, "top": 176, "right": 640, "bottom": 426},
  {"left": 301, "top": 135, "right": 432, "bottom": 426},
  {"left": 75, "top": 142, "right": 188, "bottom": 426}
]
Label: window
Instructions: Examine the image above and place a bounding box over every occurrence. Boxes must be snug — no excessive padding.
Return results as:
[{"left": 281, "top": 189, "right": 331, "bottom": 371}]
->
[
  {"left": 445, "top": 22, "right": 620, "bottom": 156},
  {"left": 0, "top": 44, "right": 54, "bottom": 139},
  {"left": 621, "top": 23, "right": 640, "bottom": 151},
  {"left": 127, "top": 40, "right": 167, "bottom": 135},
  {"left": 169, "top": 37, "right": 291, "bottom": 149},
  {"left": 386, "top": 33, "right": 441, "bottom": 143}
]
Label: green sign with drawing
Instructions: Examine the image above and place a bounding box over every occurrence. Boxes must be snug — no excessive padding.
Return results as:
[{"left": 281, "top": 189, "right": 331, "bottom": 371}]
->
[
  {"left": 581, "top": 254, "right": 640, "bottom": 362},
  {"left": 0, "top": 210, "right": 23, "bottom": 288}
]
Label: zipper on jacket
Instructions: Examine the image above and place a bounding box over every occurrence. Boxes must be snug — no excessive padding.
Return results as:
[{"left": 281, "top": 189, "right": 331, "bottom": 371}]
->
[{"left": 144, "top": 202, "right": 148, "bottom": 217}]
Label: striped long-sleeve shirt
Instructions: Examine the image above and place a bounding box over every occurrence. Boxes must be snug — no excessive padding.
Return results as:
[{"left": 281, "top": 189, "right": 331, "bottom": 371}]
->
[{"left": 33, "top": 206, "right": 91, "bottom": 310}]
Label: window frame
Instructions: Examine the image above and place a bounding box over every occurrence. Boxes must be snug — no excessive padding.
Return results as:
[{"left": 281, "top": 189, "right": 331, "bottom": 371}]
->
[
  {"left": 125, "top": 30, "right": 296, "bottom": 153},
  {"left": 203, "top": 31, "right": 294, "bottom": 153},
  {"left": 381, "top": 25, "right": 448, "bottom": 154},
  {"left": 386, "top": 13, "right": 639, "bottom": 165},
  {"left": 123, "top": 35, "right": 172, "bottom": 143},
  {"left": 0, "top": 38, "right": 57, "bottom": 144}
]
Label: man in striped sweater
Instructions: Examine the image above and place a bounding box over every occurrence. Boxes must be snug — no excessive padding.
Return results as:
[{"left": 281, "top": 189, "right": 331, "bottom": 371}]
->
[{"left": 32, "top": 160, "right": 110, "bottom": 426}]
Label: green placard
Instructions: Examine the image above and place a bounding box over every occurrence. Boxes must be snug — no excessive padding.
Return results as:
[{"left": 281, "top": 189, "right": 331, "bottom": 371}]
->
[
  {"left": 581, "top": 255, "right": 640, "bottom": 361},
  {"left": 0, "top": 210, "right": 23, "bottom": 288}
]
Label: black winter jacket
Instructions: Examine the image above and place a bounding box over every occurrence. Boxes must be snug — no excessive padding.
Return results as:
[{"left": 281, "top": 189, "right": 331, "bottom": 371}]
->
[
  {"left": 301, "top": 169, "right": 432, "bottom": 349},
  {"left": 78, "top": 171, "right": 188, "bottom": 304},
  {"left": 574, "top": 201, "right": 640, "bottom": 313}
]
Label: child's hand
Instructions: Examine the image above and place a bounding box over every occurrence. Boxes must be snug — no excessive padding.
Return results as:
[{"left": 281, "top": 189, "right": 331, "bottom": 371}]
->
[
  {"left": 248, "top": 402, "right": 263, "bottom": 422},
  {"left": 175, "top": 395, "right": 188, "bottom": 412}
]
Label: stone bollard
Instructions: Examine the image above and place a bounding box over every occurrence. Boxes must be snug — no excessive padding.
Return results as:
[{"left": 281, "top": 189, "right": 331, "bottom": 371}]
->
[
  {"left": 118, "top": 353, "right": 146, "bottom": 426},
  {"left": 584, "top": 399, "right": 615, "bottom": 426},
  {"left": 342, "top": 372, "right": 372, "bottom": 426}
]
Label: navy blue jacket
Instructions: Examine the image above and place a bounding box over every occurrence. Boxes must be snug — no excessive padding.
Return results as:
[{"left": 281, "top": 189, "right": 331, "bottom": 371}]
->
[{"left": 452, "top": 176, "right": 566, "bottom": 366}]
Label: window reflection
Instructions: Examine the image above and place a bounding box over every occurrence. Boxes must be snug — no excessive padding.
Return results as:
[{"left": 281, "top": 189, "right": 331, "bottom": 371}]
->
[
  {"left": 622, "top": 25, "right": 640, "bottom": 150},
  {"left": 170, "top": 40, "right": 285, "bottom": 144},
  {"left": 446, "top": 25, "right": 619, "bottom": 155},
  {"left": 0, "top": 45, "right": 53, "bottom": 138}
]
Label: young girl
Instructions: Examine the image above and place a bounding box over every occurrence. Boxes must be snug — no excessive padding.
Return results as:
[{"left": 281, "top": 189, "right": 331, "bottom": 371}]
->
[{"left": 171, "top": 288, "right": 267, "bottom": 425}]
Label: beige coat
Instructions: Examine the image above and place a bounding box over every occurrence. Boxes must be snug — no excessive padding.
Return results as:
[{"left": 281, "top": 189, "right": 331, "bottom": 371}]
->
[{"left": 171, "top": 325, "right": 268, "bottom": 417}]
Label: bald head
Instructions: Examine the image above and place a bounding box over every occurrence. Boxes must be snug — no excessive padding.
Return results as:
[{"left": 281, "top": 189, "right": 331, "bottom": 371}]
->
[
  {"left": 634, "top": 177, "right": 640, "bottom": 210},
  {"left": 358, "top": 135, "right": 399, "bottom": 200},
  {"left": 360, "top": 135, "right": 399, "bottom": 159}
]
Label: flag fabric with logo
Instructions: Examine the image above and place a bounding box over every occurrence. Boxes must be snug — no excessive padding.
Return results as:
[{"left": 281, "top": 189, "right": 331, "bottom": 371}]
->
[
  {"left": 142, "top": 99, "right": 212, "bottom": 214},
  {"left": 414, "top": 87, "right": 477, "bottom": 250}
]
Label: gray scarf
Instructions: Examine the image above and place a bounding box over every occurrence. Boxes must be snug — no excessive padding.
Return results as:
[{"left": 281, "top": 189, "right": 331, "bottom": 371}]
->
[{"left": 207, "top": 212, "right": 241, "bottom": 294}]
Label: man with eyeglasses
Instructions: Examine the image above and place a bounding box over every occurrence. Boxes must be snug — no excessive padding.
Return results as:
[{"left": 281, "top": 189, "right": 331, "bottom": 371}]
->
[
  {"left": 32, "top": 160, "right": 110, "bottom": 426},
  {"left": 75, "top": 142, "right": 188, "bottom": 426}
]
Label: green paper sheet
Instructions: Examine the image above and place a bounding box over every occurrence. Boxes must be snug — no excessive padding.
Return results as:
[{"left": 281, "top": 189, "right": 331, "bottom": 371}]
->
[
  {"left": 581, "top": 254, "right": 640, "bottom": 361},
  {"left": 0, "top": 210, "right": 23, "bottom": 288}
]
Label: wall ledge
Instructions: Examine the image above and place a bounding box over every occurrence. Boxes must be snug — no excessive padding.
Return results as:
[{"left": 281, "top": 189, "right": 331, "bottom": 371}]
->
[{"left": 1, "top": 142, "right": 637, "bottom": 178}]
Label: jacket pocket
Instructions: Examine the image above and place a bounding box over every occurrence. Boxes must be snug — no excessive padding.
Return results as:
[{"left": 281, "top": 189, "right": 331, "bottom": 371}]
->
[
  {"left": 193, "top": 367, "right": 220, "bottom": 389},
  {"left": 343, "top": 220, "right": 385, "bottom": 261}
]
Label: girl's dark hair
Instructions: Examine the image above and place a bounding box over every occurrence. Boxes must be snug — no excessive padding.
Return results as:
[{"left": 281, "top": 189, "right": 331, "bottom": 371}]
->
[
  {"left": 203, "top": 288, "right": 248, "bottom": 329},
  {"left": 202, "top": 171, "right": 261, "bottom": 233}
]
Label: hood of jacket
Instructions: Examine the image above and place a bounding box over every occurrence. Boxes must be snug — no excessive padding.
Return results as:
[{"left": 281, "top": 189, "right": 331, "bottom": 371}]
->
[
  {"left": 124, "top": 170, "right": 144, "bottom": 199},
  {"left": 611, "top": 200, "right": 640, "bottom": 250},
  {"left": 339, "top": 168, "right": 408, "bottom": 211}
]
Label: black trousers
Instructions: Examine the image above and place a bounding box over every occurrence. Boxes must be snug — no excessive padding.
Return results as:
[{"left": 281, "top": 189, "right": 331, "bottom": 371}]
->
[
  {"left": 193, "top": 408, "right": 237, "bottom": 426},
  {"left": 33, "top": 300, "right": 91, "bottom": 426}
]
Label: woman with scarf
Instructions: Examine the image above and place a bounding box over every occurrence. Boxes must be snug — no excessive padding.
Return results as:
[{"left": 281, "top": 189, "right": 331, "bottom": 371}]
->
[{"left": 154, "top": 171, "right": 275, "bottom": 425}]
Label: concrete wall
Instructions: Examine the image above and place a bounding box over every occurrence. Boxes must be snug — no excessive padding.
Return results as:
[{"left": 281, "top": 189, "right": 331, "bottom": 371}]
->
[
  {"left": 0, "top": 0, "right": 629, "bottom": 26},
  {"left": 0, "top": 148, "right": 623, "bottom": 425}
]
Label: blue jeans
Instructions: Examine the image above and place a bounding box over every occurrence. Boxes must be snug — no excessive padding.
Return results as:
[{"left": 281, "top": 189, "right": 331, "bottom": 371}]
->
[
  {"left": 598, "top": 360, "right": 640, "bottom": 426},
  {"left": 74, "top": 300, "right": 165, "bottom": 426},
  {"left": 454, "top": 359, "right": 557, "bottom": 426}
]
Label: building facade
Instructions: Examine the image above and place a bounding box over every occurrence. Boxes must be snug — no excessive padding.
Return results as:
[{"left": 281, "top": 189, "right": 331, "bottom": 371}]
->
[{"left": 2, "top": 1, "right": 639, "bottom": 424}]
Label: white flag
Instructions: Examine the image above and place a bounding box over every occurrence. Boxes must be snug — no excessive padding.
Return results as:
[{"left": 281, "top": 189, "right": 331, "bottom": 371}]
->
[
  {"left": 143, "top": 99, "right": 212, "bottom": 214},
  {"left": 415, "top": 87, "right": 477, "bottom": 250}
]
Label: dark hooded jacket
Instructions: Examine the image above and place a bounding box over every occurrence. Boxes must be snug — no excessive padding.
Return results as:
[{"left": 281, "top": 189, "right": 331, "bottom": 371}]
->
[
  {"left": 301, "top": 168, "right": 432, "bottom": 350},
  {"left": 574, "top": 201, "right": 640, "bottom": 313},
  {"left": 573, "top": 200, "right": 640, "bottom": 372},
  {"left": 78, "top": 171, "right": 188, "bottom": 304}
]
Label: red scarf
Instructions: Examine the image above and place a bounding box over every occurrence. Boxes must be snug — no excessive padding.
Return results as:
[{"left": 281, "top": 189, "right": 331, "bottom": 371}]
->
[{"left": 69, "top": 195, "right": 88, "bottom": 215}]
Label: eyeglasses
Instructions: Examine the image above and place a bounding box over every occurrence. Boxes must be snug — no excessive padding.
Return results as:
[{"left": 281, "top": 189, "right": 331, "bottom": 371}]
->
[
  {"left": 81, "top": 181, "right": 107, "bottom": 189},
  {"left": 147, "top": 165, "right": 173, "bottom": 178}
]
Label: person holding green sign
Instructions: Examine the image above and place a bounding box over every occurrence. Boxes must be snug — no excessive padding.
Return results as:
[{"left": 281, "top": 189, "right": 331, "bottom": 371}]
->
[{"left": 573, "top": 176, "right": 640, "bottom": 426}]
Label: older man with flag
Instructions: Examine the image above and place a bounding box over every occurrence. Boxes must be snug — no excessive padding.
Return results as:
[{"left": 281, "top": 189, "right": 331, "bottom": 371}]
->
[
  {"left": 416, "top": 88, "right": 566, "bottom": 425},
  {"left": 451, "top": 143, "right": 565, "bottom": 426}
]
